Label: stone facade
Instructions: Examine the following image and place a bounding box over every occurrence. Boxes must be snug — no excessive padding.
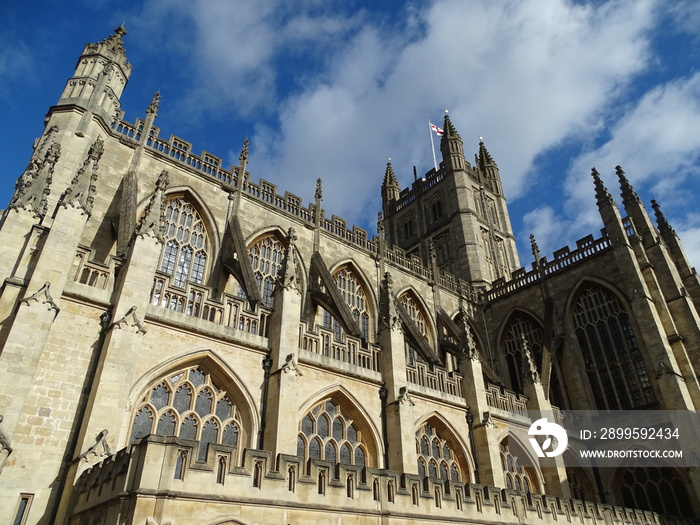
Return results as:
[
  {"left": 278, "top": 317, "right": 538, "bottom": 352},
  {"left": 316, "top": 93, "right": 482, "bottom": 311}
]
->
[{"left": 0, "top": 28, "right": 698, "bottom": 525}]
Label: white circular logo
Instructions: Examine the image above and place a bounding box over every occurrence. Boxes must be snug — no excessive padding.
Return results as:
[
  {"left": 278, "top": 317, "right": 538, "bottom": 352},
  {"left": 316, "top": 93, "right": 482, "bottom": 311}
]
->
[{"left": 528, "top": 418, "right": 568, "bottom": 457}]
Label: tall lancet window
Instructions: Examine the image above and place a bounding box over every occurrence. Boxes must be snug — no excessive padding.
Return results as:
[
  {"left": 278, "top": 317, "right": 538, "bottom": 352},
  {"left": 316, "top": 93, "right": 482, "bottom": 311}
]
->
[
  {"left": 160, "top": 197, "right": 208, "bottom": 288},
  {"left": 399, "top": 291, "right": 431, "bottom": 364},
  {"left": 332, "top": 266, "right": 371, "bottom": 341},
  {"left": 573, "top": 285, "right": 655, "bottom": 410},
  {"left": 248, "top": 234, "right": 284, "bottom": 308}
]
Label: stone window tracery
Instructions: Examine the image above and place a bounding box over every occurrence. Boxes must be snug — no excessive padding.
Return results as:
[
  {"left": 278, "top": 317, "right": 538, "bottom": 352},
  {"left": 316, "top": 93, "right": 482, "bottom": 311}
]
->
[
  {"left": 159, "top": 197, "right": 208, "bottom": 288},
  {"left": 297, "top": 400, "right": 367, "bottom": 468},
  {"left": 504, "top": 315, "right": 565, "bottom": 407},
  {"left": 500, "top": 439, "right": 537, "bottom": 493},
  {"left": 129, "top": 365, "right": 242, "bottom": 463},
  {"left": 618, "top": 465, "right": 691, "bottom": 517},
  {"left": 415, "top": 422, "right": 461, "bottom": 482},
  {"left": 248, "top": 234, "right": 284, "bottom": 308},
  {"left": 400, "top": 291, "right": 432, "bottom": 364},
  {"left": 574, "top": 286, "right": 655, "bottom": 410}
]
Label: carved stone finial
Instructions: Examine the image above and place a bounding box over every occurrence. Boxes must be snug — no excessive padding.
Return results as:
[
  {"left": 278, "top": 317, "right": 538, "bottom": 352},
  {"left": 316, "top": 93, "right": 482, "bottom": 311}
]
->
[
  {"left": 239, "top": 138, "right": 249, "bottom": 163},
  {"left": 102, "top": 26, "right": 127, "bottom": 53},
  {"left": 20, "top": 282, "right": 60, "bottom": 316},
  {"left": 277, "top": 228, "right": 300, "bottom": 293},
  {"left": 459, "top": 307, "right": 478, "bottom": 361},
  {"left": 146, "top": 91, "right": 161, "bottom": 116},
  {"left": 315, "top": 178, "right": 323, "bottom": 201},
  {"left": 377, "top": 212, "right": 384, "bottom": 236},
  {"left": 530, "top": 234, "right": 541, "bottom": 267},
  {"left": 9, "top": 141, "right": 62, "bottom": 218},
  {"left": 591, "top": 167, "right": 614, "bottom": 208},
  {"left": 111, "top": 306, "right": 147, "bottom": 334},
  {"left": 61, "top": 138, "right": 105, "bottom": 215},
  {"left": 380, "top": 272, "right": 401, "bottom": 332},
  {"left": 135, "top": 170, "right": 170, "bottom": 242},
  {"left": 651, "top": 199, "right": 675, "bottom": 237},
  {"left": 520, "top": 333, "right": 540, "bottom": 384},
  {"left": 616, "top": 165, "right": 640, "bottom": 206}
]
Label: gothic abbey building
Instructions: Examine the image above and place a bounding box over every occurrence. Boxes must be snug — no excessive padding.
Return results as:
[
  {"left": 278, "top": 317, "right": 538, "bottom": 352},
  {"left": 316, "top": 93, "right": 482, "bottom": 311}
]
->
[{"left": 0, "top": 28, "right": 698, "bottom": 525}]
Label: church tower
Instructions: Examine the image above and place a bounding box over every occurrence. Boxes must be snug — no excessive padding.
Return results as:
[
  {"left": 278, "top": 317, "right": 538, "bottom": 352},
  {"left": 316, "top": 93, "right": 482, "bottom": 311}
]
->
[{"left": 381, "top": 114, "right": 519, "bottom": 288}]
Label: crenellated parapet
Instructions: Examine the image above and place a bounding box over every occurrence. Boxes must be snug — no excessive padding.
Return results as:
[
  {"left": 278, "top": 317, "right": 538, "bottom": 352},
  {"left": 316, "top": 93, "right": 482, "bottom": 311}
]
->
[{"left": 71, "top": 435, "right": 670, "bottom": 525}]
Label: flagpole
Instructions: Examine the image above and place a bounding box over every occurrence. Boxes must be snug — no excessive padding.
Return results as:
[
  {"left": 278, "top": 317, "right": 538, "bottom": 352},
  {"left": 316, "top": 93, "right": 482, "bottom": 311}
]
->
[{"left": 429, "top": 120, "right": 438, "bottom": 172}]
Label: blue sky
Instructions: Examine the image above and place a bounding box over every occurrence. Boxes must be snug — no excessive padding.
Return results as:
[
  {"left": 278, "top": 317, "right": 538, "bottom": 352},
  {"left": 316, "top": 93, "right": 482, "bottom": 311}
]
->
[{"left": 2, "top": 0, "right": 699, "bottom": 269}]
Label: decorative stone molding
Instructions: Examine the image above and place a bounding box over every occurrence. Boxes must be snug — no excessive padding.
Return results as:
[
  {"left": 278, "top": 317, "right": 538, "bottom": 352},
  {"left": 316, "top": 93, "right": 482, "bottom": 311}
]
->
[
  {"left": 77, "top": 429, "right": 112, "bottom": 463},
  {"left": 481, "top": 411, "right": 496, "bottom": 428},
  {"left": 282, "top": 353, "right": 303, "bottom": 377},
  {"left": 9, "top": 141, "right": 61, "bottom": 218},
  {"left": 111, "top": 306, "right": 147, "bottom": 334},
  {"left": 20, "top": 281, "right": 60, "bottom": 315}
]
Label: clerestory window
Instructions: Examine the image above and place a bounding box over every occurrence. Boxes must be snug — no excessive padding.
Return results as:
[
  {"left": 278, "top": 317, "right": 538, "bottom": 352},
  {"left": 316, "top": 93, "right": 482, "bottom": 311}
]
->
[
  {"left": 573, "top": 286, "right": 655, "bottom": 410},
  {"left": 159, "top": 197, "right": 208, "bottom": 288},
  {"left": 500, "top": 439, "right": 537, "bottom": 493},
  {"left": 248, "top": 234, "right": 284, "bottom": 308}
]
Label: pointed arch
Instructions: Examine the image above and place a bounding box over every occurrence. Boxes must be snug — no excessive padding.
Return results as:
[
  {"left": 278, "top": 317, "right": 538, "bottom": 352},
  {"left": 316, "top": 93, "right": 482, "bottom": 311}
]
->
[
  {"left": 328, "top": 259, "right": 378, "bottom": 319},
  {"left": 127, "top": 349, "right": 258, "bottom": 451},
  {"left": 566, "top": 279, "right": 656, "bottom": 410},
  {"left": 324, "top": 260, "right": 377, "bottom": 343},
  {"left": 243, "top": 229, "right": 288, "bottom": 308},
  {"left": 413, "top": 411, "right": 474, "bottom": 483},
  {"left": 297, "top": 384, "right": 383, "bottom": 468},
  {"left": 498, "top": 310, "right": 544, "bottom": 395},
  {"left": 498, "top": 434, "right": 542, "bottom": 494}
]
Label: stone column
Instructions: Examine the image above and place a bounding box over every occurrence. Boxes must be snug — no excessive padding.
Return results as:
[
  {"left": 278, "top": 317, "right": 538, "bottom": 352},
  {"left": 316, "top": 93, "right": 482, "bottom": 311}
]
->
[
  {"left": 378, "top": 272, "right": 418, "bottom": 474},
  {"left": 263, "top": 228, "right": 304, "bottom": 457}
]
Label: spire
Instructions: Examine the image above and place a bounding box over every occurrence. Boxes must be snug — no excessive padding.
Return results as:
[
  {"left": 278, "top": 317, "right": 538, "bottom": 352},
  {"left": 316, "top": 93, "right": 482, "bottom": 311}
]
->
[
  {"left": 146, "top": 91, "right": 161, "bottom": 117},
  {"left": 439, "top": 112, "right": 467, "bottom": 172},
  {"left": 102, "top": 25, "right": 128, "bottom": 56},
  {"left": 60, "top": 138, "right": 104, "bottom": 215},
  {"left": 591, "top": 168, "right": 615, "bottom": 209},
  {"left": 442, "top": 113, "right": 460, "bottom": 141},
  {"left": 530, "top": 234, "right": 541, "bottom": 265},
  {"left": 9, "top": 142, "right": 61, "bottom": 218},
  {"left": 135, "top": 170, "right": 170, "bottom": 242},
  {"left": 383, "top": 160, "right": 398, "bottom": 188},
  {"left": 478, "top": 139, "right": 496, "bottom": 168},
  {"left": 651, "top": 199, "right": 675, "bottom": 237},
  {"left": 616, "top": 165, "right": 640, "bottom": 207}
]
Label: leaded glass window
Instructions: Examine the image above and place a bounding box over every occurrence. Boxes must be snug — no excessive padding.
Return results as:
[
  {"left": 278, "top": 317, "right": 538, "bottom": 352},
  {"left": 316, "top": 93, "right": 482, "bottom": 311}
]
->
[
  {"left": 249, "top": 234, "right": 284, "bottom": 308},
  {"left": 619, "top": 466, "right": 691, "bottom": 517},
  {"left": 500, "top": 439, "right": 537, "bottom": 493},
  {"left": 334, "top": 267, "right": 371, "bottom": 341},
  {"left": 574, "top": 286, "right": 656, "bottom": 410},
  {"left": 159, "top": 197, "right": 208, "bottom": 287},
  {"left": 415, "top": 422, "right": 461, "bottom": 482},
  {"left": 297, "top": 399, "right": 368, "bottom": 467},
  {"left": 129, "top": 365, "right": 243, "bottom": 463}
]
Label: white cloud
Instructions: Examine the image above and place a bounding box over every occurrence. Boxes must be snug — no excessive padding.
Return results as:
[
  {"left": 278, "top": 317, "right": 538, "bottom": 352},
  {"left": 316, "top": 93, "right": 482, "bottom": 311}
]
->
[
  {"left": 248, "top": 0, "right": 657, "bottom": 225},
  {"left": 563, "top": 72, "right": 700, "bottom": 263}
]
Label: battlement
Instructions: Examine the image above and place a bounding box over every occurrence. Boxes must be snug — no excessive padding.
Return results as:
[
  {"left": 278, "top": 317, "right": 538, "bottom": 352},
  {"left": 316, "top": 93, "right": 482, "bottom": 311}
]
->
[{"left": 71, "top": 435, "right": 674, "bottom": 525}]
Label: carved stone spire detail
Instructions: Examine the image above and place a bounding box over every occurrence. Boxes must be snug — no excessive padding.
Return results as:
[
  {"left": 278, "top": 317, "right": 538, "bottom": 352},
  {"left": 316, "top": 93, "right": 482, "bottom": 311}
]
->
[
  {"left": 61, "top": 138, "right": 104, "bottom": 215},
  {"left": 651, "top": 199, "right": 675, "bottom": 237},
  {"left": 591, "top": 167, "right": 615, "bottom": 209},
  {"left": 146, "top": 91, "right": 161, "bottom": 116},
  {"left": 616, "top": 165, "right": 641, "bottom": 207},
  {"left": 520, "top": 333, "right": 540, "bottom": 384},
  {"left": 278, "top": 227, "right": 300, "bottom": 292},
  {"left": 380, "top": 272, "right": 401, "bottom": 332},
  {"left": 9, "top": 141, "right": 61, "bottom": 218},
  {"left": 135, "top": 170, "right": 170, "bottom": 242}
]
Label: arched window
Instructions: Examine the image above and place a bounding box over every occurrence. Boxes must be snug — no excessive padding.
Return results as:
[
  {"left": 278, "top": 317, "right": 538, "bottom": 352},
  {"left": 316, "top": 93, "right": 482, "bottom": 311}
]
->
[
  {"left": 500, "top": 438, "right": 538, "bottom": 493},
  {"left": 504, "top": 315, "right": 565, "bottom": 407},
  {"left": 297, "top": 399, "right": 368, "bottom": 467},
  {"left": 248, "top": 234, "right": 284, "bottom": 308},
  {"left": 573, "top": 286, "right": 655, "bottom": 410},
  {"left": 333, "top": 266, "right": 371, "bottom": 341},
  {"left": 159, "top": 197, "right": 208, "bottom": 288},
  {"left": 129, "top": 365, "right": 243, "bottom": 463},
  {"left": 399, "top": 291, "right": 433, "bottom": 364},
  {"left": 618, "top": 465, "right": 692, "bottom": 517},
  {"left": 415, "top": 421, "right": 462, "bottom": 482}
]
